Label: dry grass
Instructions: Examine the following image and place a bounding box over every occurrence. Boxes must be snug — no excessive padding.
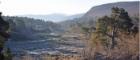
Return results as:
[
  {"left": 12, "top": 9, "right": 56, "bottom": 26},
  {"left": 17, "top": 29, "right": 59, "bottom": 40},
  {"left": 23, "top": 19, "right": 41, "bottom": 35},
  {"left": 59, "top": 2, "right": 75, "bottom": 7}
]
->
[{"left": 81, "top": 32, "right": 139, "bottom": 60}]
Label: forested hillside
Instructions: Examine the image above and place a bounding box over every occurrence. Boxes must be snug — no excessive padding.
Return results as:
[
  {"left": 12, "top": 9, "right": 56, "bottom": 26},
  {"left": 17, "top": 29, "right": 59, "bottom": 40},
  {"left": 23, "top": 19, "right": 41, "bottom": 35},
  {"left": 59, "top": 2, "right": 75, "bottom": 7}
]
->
[{"left": 3, "top": 16, "right": 63, "bottom": 41}]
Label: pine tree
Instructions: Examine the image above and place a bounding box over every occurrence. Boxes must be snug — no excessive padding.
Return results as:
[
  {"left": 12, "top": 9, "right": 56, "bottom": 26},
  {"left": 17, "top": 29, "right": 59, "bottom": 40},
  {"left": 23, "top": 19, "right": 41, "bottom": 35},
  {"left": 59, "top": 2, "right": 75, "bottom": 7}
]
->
[
  {"left": 93, "top": 7, "right": 134, "bottom": 49},
  {"left": 0, "top": 12, "right": 11, "bottom": 60}
]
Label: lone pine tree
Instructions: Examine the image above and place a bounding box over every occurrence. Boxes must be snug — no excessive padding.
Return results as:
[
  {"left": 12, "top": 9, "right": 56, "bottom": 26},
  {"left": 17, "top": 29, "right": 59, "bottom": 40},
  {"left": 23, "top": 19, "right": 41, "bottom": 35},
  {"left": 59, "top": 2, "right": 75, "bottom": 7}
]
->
[{"left": 93, "top": 7, "right": 134, "bottom": 49}]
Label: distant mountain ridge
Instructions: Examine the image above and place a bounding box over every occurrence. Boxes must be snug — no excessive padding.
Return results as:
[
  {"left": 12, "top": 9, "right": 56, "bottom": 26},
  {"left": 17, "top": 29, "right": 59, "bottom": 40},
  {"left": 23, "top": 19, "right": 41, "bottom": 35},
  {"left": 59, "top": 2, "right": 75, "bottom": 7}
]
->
[{"left": 18, "top": 13, "right": 84, "bottom": 22}]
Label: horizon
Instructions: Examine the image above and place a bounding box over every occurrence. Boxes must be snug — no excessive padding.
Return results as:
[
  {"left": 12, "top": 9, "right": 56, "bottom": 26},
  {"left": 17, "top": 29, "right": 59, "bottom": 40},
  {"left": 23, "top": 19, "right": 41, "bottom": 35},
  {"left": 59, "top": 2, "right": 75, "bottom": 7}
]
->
[{"left": 0, "top": 0, "right": 139, "bottom": 16}]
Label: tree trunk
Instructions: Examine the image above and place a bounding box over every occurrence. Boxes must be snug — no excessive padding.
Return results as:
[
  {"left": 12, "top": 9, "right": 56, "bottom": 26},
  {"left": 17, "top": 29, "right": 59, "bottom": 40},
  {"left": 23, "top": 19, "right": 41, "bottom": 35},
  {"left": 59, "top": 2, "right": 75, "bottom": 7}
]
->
[{"left": 111, "top": 26, "right": 115, "bottom": 49}]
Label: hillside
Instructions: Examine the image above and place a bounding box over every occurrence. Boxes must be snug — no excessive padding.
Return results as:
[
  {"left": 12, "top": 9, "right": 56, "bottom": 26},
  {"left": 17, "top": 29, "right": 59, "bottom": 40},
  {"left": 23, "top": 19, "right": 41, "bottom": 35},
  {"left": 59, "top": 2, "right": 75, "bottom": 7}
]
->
[
  {"left": 83, "top": 1, "right": 139, "bottom": 19},
  {"left": 3, "top": 16, "right": 63, "bottom": 41},
  {"left": 60, "top": 1, "right": 139, "bottom": 32}
]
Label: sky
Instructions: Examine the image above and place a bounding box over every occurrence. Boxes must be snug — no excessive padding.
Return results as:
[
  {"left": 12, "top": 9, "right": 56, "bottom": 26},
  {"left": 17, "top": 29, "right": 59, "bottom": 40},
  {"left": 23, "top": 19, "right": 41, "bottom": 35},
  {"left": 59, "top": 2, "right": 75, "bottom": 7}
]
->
[{"left": 0, "top": 0, "right": 139, "bottom": 16}]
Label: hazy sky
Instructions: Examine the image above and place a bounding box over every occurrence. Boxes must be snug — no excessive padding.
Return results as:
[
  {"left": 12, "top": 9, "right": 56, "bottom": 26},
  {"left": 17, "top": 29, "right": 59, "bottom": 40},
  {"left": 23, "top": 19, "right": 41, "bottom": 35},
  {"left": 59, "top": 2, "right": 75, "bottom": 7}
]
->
[{"left": 0, "top": 0, "right": 138, "bottom": 16}]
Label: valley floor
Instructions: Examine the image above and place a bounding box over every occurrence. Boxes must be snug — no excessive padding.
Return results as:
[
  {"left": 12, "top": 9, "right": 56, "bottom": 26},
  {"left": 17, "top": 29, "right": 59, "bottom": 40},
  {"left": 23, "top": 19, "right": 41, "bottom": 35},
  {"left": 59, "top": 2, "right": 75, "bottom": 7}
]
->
[{"left": 6, "top": 33, "right": 85, "bottom": 60}]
